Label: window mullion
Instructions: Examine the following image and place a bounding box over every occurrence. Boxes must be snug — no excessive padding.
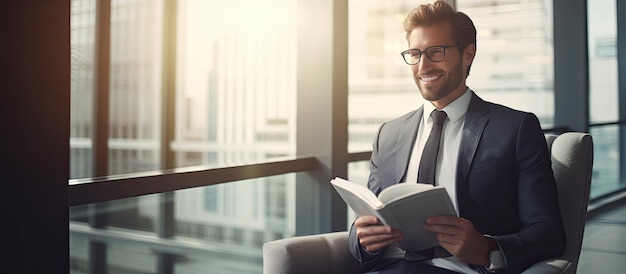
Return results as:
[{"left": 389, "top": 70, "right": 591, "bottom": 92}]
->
[
  {"left": 157, "top": 0, "right": 178, "bottom": 273},
  {"left": 90, "top": 1, "right": 111, "bottom": 274}
]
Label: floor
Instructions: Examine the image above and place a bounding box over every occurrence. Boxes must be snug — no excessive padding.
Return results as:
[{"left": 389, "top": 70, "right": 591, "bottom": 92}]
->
[{"left": 577, "top": 197, "right": 626, "bottom": 273}]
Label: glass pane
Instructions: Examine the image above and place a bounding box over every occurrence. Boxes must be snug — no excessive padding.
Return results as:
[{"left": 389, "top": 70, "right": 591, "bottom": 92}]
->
[
  {"left": 348, "top": 0, "right": 430, "bottom": 153},
  {"left": 588, "top": 0, "right": 618, "bottom": 123},
  {"left": 69, "top": 235, "right": 88, "bottom": 273},
  {"left": 70, "top": 0, "right": 96, "bottom": 179},
  {"left": 589, "top": 125, "right": 623, "bottom": 199},
  {"left": 173, "top": 0, "right": 298, "bottom": 167},
  {"left": 458, "top": 0, "right": 554, "bottom": 127},
  {"left": 70, "top": 240, "right": 158, "bottom": 274},
  {"left": 587, "top": 0, "right": 623, "bottom": 200},
  {"left": 70, "top": 174, "right": 296, "bottom": 274},
  {"left": 108, "top": 0, "right": 164, "bottom": 175},
  {"left": 70, "top": 0, "right": 165, "bottom": 178}
]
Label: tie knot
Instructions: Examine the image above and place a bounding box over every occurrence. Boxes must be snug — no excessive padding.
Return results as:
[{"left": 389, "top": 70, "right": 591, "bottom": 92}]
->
[{"left": 431, "top": 110, "right": 447, "bottom": 125}]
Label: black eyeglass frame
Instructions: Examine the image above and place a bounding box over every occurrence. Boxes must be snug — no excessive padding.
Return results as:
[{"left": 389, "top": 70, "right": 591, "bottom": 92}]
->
[{"left": 400, "top": 45, "right": 460, "bottom": 65}]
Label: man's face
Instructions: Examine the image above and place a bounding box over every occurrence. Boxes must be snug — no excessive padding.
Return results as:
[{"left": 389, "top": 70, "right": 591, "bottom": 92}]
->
[{"left": 407, "top": 20, "right": 474, "bottom": 109}]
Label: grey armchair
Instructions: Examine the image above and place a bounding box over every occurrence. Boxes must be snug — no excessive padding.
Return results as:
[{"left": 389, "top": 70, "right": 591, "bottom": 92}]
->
[{"left": 263, "top": 132, "right": 593, "bottom": 274}]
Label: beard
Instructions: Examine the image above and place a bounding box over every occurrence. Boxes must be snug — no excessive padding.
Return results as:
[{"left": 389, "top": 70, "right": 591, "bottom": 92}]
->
[{"left": 416, "top": 58, "right": 465, "bottom": 102}]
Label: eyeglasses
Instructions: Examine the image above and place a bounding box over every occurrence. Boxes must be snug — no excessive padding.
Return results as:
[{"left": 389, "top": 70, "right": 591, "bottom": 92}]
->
[{"left": 400, "top": 45, "right": 459, "bottom": 65}]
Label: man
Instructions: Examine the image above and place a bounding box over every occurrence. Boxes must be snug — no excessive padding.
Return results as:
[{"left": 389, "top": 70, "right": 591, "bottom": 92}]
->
[{"left": 348, "top": 1, "right": 565, "bottom": 273}]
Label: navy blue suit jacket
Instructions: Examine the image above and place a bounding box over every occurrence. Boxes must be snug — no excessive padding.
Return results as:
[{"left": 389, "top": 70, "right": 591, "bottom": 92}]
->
[{"left": 349, "top": 92, "right": 565, "bottom": 273}]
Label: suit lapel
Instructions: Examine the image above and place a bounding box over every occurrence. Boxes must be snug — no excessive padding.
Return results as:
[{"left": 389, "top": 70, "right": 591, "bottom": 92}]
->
[
  {"left": 458, "top": 93, "right": 490, "bottom": 183},
  {"left": 394, "top": 107, "right": 423, "bottom": 184},
  {"left": 391, "top": 93, "right": 488, "bottom": 186}
]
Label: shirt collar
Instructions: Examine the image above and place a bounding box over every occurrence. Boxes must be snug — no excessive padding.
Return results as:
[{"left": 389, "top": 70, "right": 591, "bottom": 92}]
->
[{"left": 422, "top": 87, "right": 472, "bottom": 124}]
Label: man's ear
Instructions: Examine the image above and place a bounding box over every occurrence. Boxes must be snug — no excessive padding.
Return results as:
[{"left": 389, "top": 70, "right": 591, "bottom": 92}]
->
[{"left": 463, "top": 43, "right": 476, "bottom": 66}]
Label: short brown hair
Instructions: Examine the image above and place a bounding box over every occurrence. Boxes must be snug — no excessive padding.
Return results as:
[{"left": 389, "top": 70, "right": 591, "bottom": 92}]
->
[{"left": 403, "top": 0, "right": 476, "bottom": 75}]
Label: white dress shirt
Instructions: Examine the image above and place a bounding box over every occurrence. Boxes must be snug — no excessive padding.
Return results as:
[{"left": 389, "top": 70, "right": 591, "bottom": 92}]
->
[
  {"left": 404, "top": 88, "right": 478, "bottom": 273},
  {"left": 404, "top": 88, "right": 471, "bottom": 211}
]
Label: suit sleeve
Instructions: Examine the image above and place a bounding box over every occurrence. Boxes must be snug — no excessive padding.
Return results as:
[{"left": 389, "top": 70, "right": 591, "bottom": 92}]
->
[
  {"left": 348, "top": 123, "right": 389, "bottom": 271},
  {"left": 493, "top": 113, "right": 566, "bottom": 273}
]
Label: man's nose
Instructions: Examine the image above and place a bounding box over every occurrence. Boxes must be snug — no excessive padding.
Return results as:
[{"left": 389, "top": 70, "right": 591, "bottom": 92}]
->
[{"left": 417, "top": 56, "right": 434, "bottom": 70}]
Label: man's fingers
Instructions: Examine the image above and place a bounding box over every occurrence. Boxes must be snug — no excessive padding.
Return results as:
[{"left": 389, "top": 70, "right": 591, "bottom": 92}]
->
[
  {"left": 433, "top": 231, "right": 459, "bottom": 245},
  {"left": 424, "top": 223, "right": 459, "bottom": 236},
  {"left": 356, "top": 223, "right": 395, "bottom": 238},
  {"left": 360, "top": 233, "right": 403, "bottom": 252},
  {"left": 354, "top": 215, "right": 381, "bottom": 227},
  {"left": 354, "top": 215, "right": 403, "bottom": 252},
  {"left": 426, "top": 216, "right": 473, "bottom": 229}
]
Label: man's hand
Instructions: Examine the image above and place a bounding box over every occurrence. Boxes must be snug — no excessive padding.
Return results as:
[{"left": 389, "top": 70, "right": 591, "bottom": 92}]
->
[
  {"left": 424, "top": 215, "right": 490, "bottom": 266},
  {"left": 354, "top": 215, "right": 403, "bottom": 252}
]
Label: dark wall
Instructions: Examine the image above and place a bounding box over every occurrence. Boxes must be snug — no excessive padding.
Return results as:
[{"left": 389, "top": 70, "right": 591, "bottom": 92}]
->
[{"left": 0, "top": 1, "right": 70, "bottom": 273}]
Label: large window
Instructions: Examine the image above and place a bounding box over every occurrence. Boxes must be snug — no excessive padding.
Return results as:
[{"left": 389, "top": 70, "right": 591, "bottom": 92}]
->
[
  {"left": 70, "top": 0, "right": 297, "bottom": 179},
  {"left": 458, "top": 0, "right": 554, "bottom": 126},
  {"left": 348, "top": 0, "right": 427, "bottom": 153},
  {"left": 173, "top": 0, "right": 297, "bottom": 168},
  {"left": 70, "top": 0, "right": 299, "bottom": 273}
]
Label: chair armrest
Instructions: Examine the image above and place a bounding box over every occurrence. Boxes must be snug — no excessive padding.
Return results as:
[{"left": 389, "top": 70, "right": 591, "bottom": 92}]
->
[
  {"left": 263, "top": 231, "right": 362, "bottom": 274},
  {"left": 263, "top": 233, "right": 573, "bottom": 274},
  {"left": 521, "top": 258, "right": 571, "bottom": 274}
]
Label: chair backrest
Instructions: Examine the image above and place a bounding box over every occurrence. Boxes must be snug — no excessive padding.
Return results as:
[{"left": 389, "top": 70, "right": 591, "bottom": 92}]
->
[{"left": 546, "top": 132, "right": 594, "bottom": 273}]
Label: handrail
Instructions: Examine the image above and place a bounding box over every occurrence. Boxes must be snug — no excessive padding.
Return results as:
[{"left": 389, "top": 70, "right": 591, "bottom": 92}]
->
[
  {"left": 72, "top": 122, "right": 626, "bottom": 207},
  {"left": 348, "top": 151, "right": 371, "bottom": 162},
  {"left": 589, "top": 119, "right": 626, "bottom": 127},
  {"left": 69, "top": 156, "right": 320, "bottom": 206}
]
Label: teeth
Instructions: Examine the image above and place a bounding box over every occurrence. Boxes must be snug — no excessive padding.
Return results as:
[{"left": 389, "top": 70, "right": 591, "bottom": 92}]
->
[{"left": 420, "top": 75, "right": 441, "bottom": 82}]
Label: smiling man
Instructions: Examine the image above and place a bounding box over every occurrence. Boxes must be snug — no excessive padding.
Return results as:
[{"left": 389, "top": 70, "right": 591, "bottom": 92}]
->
[{"left": 348, "top": 1, "right": 565, "bottom": 273}]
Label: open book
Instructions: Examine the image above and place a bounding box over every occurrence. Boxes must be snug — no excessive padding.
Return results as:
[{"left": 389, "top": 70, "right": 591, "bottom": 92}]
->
[{"left": 331, "top": 177, "right": 457, "bottom": 252}]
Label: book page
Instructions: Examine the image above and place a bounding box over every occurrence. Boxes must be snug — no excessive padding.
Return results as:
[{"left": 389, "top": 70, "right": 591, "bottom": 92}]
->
[
  {"left": 378, "top": 183, "right": 434, "bottom": 205},
  {"left": 330, "top": 177, "right": 383, "bottom": 210}
]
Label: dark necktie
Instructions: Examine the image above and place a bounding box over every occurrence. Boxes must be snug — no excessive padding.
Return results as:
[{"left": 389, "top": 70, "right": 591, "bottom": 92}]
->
[{"left": 417, "top": 110, "right": 448, "bottom": 185}]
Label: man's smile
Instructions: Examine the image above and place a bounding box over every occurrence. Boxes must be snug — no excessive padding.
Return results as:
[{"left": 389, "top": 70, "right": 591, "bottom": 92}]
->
[{"left": 420, "top": 73, "right": 443, "bottom": 83}]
